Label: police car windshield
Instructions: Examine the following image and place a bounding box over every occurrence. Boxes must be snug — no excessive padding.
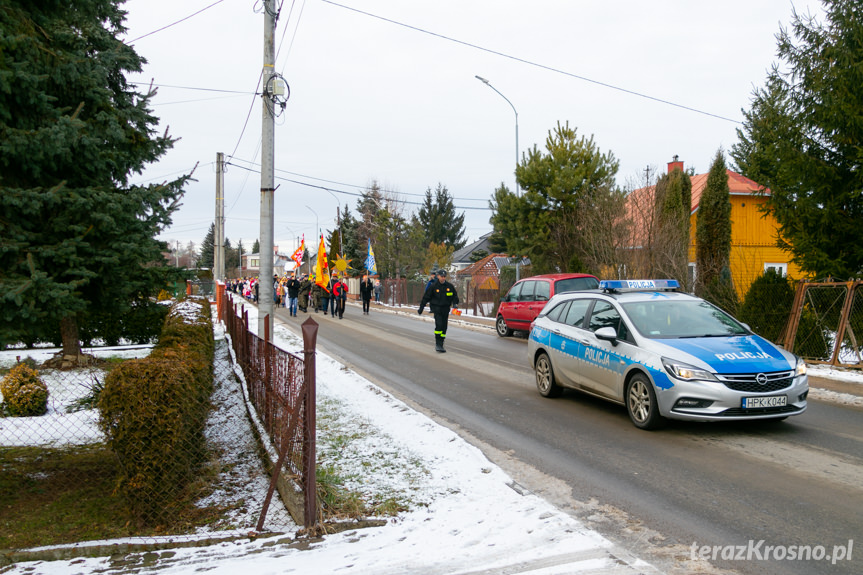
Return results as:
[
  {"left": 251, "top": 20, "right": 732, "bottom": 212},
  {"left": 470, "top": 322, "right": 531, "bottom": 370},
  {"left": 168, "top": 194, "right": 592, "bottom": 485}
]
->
[{"left": 620, "top": 300, "right": 749, "bottom": 339}]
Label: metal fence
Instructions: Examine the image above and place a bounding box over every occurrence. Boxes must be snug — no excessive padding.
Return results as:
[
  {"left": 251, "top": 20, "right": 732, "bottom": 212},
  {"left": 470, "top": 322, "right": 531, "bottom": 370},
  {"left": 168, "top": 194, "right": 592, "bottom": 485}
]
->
[
  {"left": 218, "top": 285, "right": 318, "bottom": 529},
  {"left": 0, "top": 347, "right": 298, "bottom": 551},
  {"left": 0, "top": 297, "right": 313, "bottom": 552},
  {"left": 380, "top": 277, "right": 499, "bottom": 317},
  {"left": 782, "top": 280, "right": 863, "bottom": 367}
]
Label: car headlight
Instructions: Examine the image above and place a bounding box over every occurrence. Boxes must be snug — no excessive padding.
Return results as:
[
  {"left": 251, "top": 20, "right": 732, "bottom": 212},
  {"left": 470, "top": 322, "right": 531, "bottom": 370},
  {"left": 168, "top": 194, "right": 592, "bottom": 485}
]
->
[
  {"left": 795, "top": 357, "right": 807, "bottom": 377},
  {"left": 661, "top": 357, "right": 719, "bottom": 382}
]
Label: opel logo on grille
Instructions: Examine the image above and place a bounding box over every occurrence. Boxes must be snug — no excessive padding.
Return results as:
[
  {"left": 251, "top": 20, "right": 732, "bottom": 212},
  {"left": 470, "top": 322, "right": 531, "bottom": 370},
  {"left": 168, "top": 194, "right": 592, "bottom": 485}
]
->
[{"left": 756, "top": 373, "right": 768, "bottom": 385}]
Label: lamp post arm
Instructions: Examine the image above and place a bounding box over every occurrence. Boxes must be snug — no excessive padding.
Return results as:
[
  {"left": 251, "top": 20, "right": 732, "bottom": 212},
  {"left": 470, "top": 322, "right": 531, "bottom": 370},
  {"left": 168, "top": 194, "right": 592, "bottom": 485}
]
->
[{"left": 475, "top": 75, "right": 520, "bottom": 195}]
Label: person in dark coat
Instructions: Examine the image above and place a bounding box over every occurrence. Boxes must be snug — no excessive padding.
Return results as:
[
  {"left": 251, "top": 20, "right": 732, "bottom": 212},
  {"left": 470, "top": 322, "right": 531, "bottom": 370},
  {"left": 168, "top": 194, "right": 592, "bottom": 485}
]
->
[
  {"left": 327, "top": 275, "right": 338, "bottom": 316},
  {"left": 320, "top": 277, "right": 332, "bottom": 315},
  {"left": 311, "top": 279, "right": 323, "bottom": 313},
  {"left": 359, "top": 275, "right": 374, "bottom": 314},
  {"left": 418, "top": 269, "right": 459, "bottom": 353},
  {"left": 286, "top": 273, "right": 301, "bottom": 317},
  {"left": 298, "top": 274, "right": 311, "bottom": 312}
]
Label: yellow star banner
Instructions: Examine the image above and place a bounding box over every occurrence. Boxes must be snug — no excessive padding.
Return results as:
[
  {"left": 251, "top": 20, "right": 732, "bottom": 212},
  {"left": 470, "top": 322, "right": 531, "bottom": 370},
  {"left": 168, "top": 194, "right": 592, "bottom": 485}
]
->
[{"left": 331, "top": 253, "right": 352, "bottom": 274}]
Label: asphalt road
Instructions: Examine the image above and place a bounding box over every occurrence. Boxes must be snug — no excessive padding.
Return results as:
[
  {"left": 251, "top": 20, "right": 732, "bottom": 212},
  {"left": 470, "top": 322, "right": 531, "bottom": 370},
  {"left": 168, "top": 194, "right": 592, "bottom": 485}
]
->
[{"left": 275, "top": 302, "right": 863, "bottom": 575}]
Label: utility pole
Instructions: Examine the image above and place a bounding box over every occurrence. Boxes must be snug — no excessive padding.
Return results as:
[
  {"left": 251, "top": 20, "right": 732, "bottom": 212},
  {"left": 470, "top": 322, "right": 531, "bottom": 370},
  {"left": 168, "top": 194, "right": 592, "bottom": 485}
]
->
[
  {"left": 258, "top": 0, "right": 276, "bottom": 336},
  {"left": 215, "top": 152, "right": 225, "bottom": 281}
]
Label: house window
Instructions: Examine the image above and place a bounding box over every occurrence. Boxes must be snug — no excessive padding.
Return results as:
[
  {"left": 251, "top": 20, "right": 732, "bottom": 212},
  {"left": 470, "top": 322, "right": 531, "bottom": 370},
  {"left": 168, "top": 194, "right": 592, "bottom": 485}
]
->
[{"left": 764, "top": 263, "right": 787, "bottom": 276}]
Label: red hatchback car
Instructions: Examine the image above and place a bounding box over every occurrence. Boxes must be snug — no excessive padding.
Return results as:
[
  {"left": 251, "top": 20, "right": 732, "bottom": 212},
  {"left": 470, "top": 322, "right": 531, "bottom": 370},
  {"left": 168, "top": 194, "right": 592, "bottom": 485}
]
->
[{"left": 495, "top": 273, "right": 599, "bottom": 337}]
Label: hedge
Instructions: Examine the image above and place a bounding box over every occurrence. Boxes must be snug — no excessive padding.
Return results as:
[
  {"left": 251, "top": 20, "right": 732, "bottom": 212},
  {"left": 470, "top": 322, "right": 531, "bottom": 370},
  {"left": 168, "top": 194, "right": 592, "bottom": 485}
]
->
[{"left": 97, "top": 297, "right": 214, "bottom": 524}]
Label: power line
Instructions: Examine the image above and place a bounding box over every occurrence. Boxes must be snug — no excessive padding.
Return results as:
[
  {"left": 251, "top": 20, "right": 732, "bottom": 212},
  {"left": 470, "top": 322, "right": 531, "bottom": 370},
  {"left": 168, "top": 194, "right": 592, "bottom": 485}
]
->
[
  {"left": 229, "top": 157, "right": 489, "bottom": 202},
  {"left": 321, "top": 0, "right": 741, "bottom": 124},
  {"left": 127, "top": 0, "right": 228, "bottom": 44},
  {"left": 129, "top": 82, "right": 254, "bottom": 95},
  {"left": 225, "top": 161, "right": 492, "bottom": 211}
]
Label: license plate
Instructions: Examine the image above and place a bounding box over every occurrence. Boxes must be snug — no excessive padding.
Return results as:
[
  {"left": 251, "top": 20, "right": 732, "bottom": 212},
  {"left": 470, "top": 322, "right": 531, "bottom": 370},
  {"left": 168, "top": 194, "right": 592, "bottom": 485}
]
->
[{"left": 742, "top": 395, "right": 787, "bottom": 409}]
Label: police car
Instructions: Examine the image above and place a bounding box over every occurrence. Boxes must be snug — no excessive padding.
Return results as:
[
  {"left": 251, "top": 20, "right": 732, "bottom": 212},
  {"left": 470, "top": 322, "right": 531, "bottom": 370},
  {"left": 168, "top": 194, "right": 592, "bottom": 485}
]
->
[{"left": 526, "top": 279, "right": 808, "bottom": 430}]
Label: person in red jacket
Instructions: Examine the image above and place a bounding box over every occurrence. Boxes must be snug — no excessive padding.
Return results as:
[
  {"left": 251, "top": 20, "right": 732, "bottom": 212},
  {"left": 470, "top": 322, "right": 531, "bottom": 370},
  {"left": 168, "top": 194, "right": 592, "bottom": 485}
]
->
[{"left": 333, "top": 276, "right": 349, "bottom": 319}]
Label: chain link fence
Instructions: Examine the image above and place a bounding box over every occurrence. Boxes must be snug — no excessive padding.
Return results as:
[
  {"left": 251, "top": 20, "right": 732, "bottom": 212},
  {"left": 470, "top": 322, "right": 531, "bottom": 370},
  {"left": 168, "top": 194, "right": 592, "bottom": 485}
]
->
[
  {"left": 0, "top": 301, "right": 298, "bottom": 553},
  {"left": 781, "top": 280, "right": 863, "bottom": 367}
]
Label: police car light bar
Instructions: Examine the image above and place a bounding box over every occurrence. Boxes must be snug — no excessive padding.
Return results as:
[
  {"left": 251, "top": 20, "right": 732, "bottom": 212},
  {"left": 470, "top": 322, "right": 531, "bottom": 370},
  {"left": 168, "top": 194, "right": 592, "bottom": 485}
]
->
[{"left": 600, "top": 279, "right": 680, "bottom": 292}]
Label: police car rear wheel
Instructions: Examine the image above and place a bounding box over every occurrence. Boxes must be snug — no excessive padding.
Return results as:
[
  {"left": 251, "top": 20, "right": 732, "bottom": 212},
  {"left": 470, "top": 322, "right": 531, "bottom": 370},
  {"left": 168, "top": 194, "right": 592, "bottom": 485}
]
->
[
  {"left": 535, "top": 353, "right": 562, "bottom": 398},
  {"left": 496, "top": 315, "right": 513, "bottom": 337},
  {"left": 626, "top": 374, "right": 665, "bottom": 430}
]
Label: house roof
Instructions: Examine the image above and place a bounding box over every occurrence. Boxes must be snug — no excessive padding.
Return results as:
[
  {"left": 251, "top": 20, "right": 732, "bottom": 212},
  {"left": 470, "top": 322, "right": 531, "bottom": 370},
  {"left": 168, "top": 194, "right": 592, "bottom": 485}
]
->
[
  {"left": 624, "top": 165, "right": 770, "bottom": 248},
  {"left": 452, "top": 232, "right": 493, "bottom": 264},
  {"left": 457, "top": 253, "right": 508, "bottom": 277},
  {"left": 689, "top": 170, "right": 769, "bottom": 214},
  {"left": 457, "top": 253, "right": 529, "bottom": 277}
]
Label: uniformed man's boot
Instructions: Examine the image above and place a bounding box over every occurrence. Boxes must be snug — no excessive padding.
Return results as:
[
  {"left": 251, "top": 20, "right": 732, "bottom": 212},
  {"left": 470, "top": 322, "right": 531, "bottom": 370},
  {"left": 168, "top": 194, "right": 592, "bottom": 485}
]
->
[{"left": 435, "top": 335, "right": 446, "bottom": 353}]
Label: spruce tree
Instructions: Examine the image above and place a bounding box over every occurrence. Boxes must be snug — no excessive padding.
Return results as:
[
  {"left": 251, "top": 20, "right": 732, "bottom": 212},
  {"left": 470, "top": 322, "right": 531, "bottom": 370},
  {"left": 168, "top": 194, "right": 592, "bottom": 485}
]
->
[
  {"left": 731, "top": 0, "right": 863, "bottom": 278},
  {"left": 199, "top": 223, "right": 216, "bottom": 269},
  {"left": 0, "top": 0, "right": 189, "bottom": 353},
  {"left": 416, "top": 183, "right": 466, "bottom": 250}
]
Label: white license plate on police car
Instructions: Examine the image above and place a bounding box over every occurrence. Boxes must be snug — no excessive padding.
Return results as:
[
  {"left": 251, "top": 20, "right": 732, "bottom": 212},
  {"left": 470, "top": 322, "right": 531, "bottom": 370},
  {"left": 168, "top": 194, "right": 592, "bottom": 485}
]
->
[{"left": 742, "top": 395, "right": 787, "bottom": 409}]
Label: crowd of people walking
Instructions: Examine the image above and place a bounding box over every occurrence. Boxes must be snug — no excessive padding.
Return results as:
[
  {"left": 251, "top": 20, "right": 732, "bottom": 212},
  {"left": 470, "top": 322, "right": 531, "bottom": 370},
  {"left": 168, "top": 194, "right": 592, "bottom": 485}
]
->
[
  {"left": 240, "top": 271, "right": 384, "bottom": 321},
  {"left": 231, "top": 270, "right": 459, "bottom": 354}
]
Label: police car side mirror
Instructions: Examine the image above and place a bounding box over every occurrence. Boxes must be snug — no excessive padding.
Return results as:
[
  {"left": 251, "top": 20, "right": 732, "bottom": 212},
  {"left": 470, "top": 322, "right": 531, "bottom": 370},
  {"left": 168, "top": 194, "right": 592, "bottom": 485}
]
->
[{"left": 595, "top": 326, "right": 618, "bottom": 345}]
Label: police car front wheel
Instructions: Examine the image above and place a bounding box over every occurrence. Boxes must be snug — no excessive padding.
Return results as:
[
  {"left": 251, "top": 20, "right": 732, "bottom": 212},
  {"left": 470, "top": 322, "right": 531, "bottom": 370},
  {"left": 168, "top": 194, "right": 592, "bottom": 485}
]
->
[
  {"left": 535, "top": 353, "right": 563, "bottom": 398},
  {"left": 626, "top": 374, "right": 666, "bottom": 430}
]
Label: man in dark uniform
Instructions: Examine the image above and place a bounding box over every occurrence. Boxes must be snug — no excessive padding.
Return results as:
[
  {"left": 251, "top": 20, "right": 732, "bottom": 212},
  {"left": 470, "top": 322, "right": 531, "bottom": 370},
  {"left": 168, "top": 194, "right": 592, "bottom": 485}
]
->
[{"left": 418, "top": 269, "right": 459, "bottom": 353}]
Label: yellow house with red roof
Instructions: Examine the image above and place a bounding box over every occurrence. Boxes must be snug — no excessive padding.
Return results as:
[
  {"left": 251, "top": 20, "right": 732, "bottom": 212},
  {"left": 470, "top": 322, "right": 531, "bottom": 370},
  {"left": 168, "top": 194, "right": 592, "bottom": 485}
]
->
[{"left": 630, "top": 158, "right": 802, "bottom": 296}]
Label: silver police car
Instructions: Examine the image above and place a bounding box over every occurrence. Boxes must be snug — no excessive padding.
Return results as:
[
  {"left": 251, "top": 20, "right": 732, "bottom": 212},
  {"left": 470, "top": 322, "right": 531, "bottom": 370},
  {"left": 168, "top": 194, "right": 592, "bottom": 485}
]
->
[{"left": 527, "top": 280, "right": 809, "bottom": 430}]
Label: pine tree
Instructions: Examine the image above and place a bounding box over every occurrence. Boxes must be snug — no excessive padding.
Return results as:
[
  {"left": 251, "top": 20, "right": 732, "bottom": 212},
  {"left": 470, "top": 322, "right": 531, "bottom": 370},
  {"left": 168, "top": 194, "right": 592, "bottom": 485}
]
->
[
  {"left": 491, "top": 122, "right": 621, "bottom": 274},
  {"left": 252, "top": 239, "right": 261, "bottom": 254},
  {"left": 0, "top": 0, "right": 189, "bottom": 353},
  {"left": 731, "top": 0, "right": 863, "bottom": 278},
  {"left": 696, "top": 150, "right": 734, "bottom": 309}
]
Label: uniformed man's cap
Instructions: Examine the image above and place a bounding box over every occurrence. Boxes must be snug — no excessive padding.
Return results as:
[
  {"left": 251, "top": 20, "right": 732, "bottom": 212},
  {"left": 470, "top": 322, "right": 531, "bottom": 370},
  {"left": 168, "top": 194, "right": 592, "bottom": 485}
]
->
[{"left": 436, "top": 269, "right": 447, "bottom": 277}]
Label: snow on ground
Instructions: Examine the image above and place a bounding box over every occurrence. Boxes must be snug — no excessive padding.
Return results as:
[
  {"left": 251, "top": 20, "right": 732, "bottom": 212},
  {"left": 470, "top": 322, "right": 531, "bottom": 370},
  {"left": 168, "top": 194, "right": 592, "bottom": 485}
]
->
[
  {"left": 0, "top": 346, "right": 153, "bottom": 446},
  {"left": 1, "top": 302, "right": 659, "bottom": 574},
  {"left": 2, "top": 298, "right": 861, "bottom": 574},
  {"left": 806, "top": 364, "right": 863, "bottom": 407}
]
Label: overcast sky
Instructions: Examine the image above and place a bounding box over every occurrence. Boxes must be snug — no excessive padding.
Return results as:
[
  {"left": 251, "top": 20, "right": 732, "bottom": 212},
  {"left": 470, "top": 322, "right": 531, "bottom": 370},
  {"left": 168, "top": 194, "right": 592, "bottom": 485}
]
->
[{"left": 122, "top": 0, "right": 823, "bottom": 254}]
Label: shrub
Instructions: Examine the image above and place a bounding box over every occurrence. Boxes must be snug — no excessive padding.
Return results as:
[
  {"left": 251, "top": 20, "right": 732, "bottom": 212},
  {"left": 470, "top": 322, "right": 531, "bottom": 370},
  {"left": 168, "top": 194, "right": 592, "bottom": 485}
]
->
[
  {"left": 738, "top": 269, "right": 795, "bottom": 343},
  {"left": 1, "top": 363, "right": 49, "bottom": 417},
  {"left": 97, "top": 297, "right": 214, "bottom": 524}
]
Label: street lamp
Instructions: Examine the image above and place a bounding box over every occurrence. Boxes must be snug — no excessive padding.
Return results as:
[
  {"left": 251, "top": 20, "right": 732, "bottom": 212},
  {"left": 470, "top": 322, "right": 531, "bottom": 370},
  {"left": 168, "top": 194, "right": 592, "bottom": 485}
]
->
[
  {"left": 475, "top": 75, "right": 520, "bottom": 195},
  {"left": 321, "top": 188, "right": 343, "bottom": 249},
  {"left": 306, "top": 205, "right": 318, "bottom": 237}
]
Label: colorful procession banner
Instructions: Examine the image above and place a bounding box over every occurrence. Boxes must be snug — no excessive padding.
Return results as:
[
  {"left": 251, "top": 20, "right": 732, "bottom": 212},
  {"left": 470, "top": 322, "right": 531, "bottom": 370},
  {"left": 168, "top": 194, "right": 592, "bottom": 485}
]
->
[
  {"left": 314, "top": 233, "right": 330, "bottom": 291},
  {"left": 365, "top": 238, "right": 377, "bottom": 273}
]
